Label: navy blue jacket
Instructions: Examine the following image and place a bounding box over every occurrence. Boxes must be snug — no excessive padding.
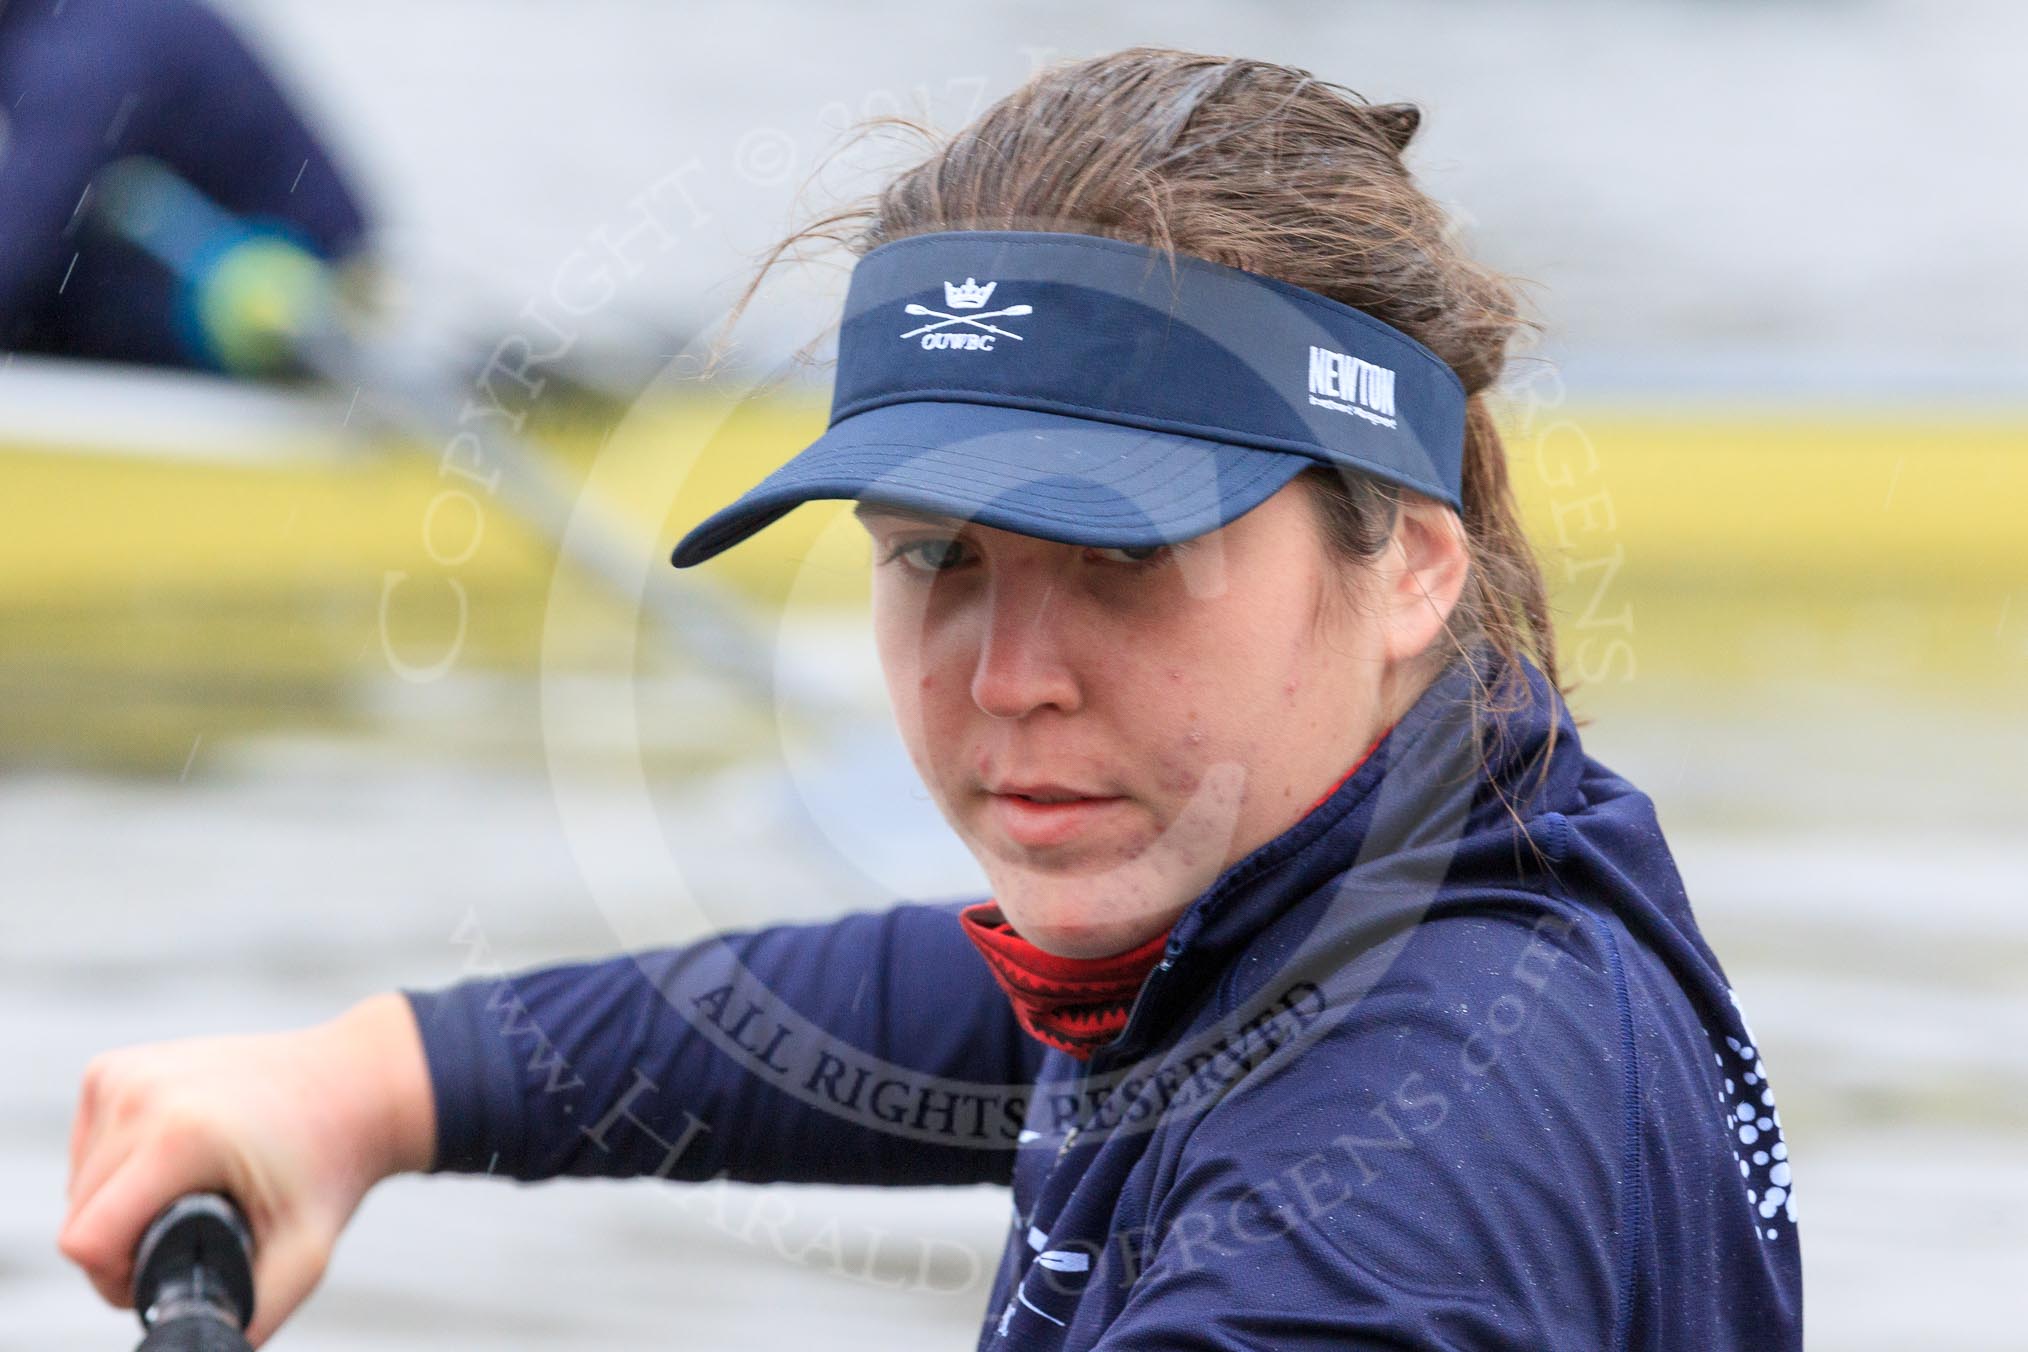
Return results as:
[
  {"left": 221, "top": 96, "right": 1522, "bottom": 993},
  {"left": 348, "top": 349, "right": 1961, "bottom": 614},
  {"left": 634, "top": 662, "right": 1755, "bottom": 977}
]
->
[
  {"left": 405, "top": 647, "right": 1803, "bottom": 1349},
  {"left": 0, "top": 0, "right": 368, "bottom": 367}
]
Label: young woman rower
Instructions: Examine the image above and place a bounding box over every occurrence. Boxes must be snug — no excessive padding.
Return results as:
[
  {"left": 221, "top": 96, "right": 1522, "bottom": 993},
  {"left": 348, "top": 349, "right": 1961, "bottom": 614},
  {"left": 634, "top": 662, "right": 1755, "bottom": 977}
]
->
[{"left": 61, "top": 48, "right": 1803, "bottom": 1350}]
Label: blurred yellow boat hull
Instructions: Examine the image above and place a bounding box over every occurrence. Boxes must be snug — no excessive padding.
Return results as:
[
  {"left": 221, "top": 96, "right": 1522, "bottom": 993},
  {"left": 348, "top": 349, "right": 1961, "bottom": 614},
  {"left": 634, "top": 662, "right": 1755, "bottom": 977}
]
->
[{"left": 3, "top": 358, "right": 2022, "bottom": 767}]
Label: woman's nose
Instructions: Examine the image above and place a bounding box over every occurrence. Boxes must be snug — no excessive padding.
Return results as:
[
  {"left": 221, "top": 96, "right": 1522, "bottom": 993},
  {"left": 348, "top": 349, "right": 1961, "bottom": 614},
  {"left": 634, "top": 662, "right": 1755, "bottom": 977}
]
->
[{"left": 968, "top": 572, "right": 1082, "bottom": 719}]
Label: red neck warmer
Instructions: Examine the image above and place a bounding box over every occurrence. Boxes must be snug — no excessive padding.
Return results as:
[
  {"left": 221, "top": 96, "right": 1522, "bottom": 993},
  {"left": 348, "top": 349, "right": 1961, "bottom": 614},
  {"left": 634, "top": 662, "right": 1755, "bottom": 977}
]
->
[{"left": 958, "top": 726, "right": 1393, "bottom": 1060}]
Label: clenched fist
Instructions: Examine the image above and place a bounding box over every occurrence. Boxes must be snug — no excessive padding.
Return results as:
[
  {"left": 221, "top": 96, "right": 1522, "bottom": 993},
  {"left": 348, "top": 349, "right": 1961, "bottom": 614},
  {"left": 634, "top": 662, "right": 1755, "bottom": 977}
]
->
[{"left": 58, "top": 993, "right": 436, "bottom": 1347}]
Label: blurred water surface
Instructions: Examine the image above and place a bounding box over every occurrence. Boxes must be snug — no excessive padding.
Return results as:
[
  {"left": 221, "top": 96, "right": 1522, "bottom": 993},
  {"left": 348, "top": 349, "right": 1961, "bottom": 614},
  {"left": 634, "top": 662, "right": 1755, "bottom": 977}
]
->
[{"left": 217, "top": 0, "right": 2028, "bottom": 389}]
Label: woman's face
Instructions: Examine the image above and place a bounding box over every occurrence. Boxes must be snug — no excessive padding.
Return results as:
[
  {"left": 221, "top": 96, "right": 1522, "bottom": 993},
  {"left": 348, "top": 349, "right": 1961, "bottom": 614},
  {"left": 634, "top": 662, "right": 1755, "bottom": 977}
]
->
[{"left": 858, "top": 479, "right": 1464, "bottom": 958}]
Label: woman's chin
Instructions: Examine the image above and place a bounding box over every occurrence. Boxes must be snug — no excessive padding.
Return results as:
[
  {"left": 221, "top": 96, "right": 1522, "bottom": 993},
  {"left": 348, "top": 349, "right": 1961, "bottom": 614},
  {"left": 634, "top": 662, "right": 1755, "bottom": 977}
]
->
[{"left": 987, "top": 883, "right": 1182, "bottom": 960}]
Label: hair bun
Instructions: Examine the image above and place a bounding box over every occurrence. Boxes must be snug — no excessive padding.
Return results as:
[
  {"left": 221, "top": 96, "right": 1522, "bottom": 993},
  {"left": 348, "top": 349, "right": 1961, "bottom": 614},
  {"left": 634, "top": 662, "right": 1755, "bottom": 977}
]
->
[{"left": 1366, "top": 102, "right": 1422, "bottom": 154}]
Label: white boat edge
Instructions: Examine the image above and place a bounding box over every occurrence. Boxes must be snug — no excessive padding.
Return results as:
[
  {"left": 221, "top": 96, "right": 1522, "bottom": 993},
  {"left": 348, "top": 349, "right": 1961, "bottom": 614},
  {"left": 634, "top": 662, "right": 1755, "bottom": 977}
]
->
[{"left": 0, "top": 351, "right": 363, "bottom": 464}]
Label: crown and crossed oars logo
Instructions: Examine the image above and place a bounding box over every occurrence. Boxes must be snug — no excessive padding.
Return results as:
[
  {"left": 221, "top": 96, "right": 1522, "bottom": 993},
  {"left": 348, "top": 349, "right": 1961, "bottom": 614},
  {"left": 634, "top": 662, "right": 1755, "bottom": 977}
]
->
[{"left": 901, "top": 278, "right": 1033, "bottom": 341}]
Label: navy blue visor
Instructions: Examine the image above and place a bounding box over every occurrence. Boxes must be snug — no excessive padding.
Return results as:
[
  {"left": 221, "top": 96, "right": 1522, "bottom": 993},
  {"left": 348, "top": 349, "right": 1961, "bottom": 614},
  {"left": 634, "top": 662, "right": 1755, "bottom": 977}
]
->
[{"left": 670, "top": 230, "right": 1466, "bottom": 569}]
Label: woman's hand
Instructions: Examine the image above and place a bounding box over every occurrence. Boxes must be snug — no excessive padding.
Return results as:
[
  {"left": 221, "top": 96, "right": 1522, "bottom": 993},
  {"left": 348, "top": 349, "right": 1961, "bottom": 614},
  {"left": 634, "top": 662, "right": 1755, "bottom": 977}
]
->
[{"left": 58, "top": 993, "right": 436, "bottom": 1347}]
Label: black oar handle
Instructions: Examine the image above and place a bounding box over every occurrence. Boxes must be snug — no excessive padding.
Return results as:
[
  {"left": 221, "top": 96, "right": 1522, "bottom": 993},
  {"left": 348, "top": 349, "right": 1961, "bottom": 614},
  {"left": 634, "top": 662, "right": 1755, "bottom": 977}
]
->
[{"left": 131, "top": 1193, "right": 256, "bottom": 1351}]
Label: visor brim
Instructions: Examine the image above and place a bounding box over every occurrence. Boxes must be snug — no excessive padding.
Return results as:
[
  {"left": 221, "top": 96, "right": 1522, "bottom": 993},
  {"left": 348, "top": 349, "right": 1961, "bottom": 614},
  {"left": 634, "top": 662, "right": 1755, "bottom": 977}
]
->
[{"left": 669, "top": 401, "right": 1316, "bottom": 569}]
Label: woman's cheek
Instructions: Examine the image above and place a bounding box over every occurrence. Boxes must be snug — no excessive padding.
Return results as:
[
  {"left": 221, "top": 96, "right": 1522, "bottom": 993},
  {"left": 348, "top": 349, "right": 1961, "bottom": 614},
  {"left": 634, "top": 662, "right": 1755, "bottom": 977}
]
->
[{"left": 1141, "top": 679, "right": 1212, "bottom": 796}]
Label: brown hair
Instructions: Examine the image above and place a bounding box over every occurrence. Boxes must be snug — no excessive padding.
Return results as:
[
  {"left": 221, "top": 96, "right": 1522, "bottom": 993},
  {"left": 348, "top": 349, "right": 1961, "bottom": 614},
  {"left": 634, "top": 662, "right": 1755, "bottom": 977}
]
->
[{"left": 718, "top": 47, "right": 1570, "bottom": 787}]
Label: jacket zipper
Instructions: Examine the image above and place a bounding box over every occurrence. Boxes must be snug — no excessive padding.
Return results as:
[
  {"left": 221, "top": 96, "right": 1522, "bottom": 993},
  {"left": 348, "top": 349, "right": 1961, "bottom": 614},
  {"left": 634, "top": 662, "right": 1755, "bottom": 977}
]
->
[{"left": 1063, "top": 949, "right": 1180, "bottom": 1150}]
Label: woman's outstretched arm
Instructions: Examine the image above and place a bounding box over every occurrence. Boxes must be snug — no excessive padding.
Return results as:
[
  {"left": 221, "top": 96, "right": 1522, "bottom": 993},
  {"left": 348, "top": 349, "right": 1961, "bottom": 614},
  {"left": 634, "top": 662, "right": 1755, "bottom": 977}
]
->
[
  {"left": 61, "top": 899, "right": 1039, "bottom": 1345},
  {"left": 404, "top": 898, "right": 1047, "bottom": 1186}
]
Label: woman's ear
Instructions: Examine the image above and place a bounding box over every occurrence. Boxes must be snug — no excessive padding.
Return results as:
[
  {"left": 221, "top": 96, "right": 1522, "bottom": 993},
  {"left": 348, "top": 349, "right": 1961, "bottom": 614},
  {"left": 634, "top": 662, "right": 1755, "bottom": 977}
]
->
[{"left": 1379, "top": 499, "right": 1470, "bottom": 663}]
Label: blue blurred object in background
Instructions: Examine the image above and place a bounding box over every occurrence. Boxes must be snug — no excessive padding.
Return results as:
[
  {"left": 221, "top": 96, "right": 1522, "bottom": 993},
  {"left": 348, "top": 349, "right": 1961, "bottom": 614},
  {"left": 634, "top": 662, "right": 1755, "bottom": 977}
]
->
[{"left": 0, "top": 0, "right": 369, "bottom": 371}]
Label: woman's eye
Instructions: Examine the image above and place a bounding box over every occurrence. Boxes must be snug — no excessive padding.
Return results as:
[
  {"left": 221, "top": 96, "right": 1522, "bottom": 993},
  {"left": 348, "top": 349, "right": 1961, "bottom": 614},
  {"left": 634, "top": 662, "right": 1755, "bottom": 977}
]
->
[
  {"left": 1092, "top": 543, "right": 1169, "bottom": 566},
  {"left": 879, "top": 538, "right": 1173, "bottom": 575},
  {"left": 886, "top": 538, "right": 970, "bottom": 573}
]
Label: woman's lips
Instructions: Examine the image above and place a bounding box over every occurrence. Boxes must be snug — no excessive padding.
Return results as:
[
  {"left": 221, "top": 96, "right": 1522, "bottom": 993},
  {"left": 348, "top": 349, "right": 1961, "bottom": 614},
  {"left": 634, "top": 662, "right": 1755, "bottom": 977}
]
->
[{"left": 985, "top": 792, "right": 1128, "bottom": 849}]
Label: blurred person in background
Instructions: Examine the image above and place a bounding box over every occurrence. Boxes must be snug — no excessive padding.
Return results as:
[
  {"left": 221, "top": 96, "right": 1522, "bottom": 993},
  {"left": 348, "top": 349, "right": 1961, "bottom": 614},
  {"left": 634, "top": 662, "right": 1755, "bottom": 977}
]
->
[
  {"left": 0, "top": 0, "right": 370, "bottom": 375},
  {"left": 57, "top": 48, "right": 1803, "bottom": 1350}
]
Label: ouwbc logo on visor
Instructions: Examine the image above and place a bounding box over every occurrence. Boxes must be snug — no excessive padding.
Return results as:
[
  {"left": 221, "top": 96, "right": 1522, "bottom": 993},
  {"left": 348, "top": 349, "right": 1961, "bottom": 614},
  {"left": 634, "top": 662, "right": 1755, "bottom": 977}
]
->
[
  {"left": 669, "top": 231, "right": 1467, "bottom": 569},
  {"left": 900, "top": 276, "right": 1031, "bottom": 349}
]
